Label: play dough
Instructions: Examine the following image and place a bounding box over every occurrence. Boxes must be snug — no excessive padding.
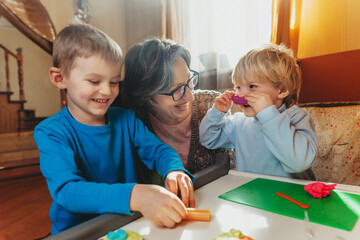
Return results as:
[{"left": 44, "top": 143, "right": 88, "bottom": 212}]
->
[
  {"left": 231, "top": 95, "right": 248, "bottom": 105},
  {"left": 214, "top": 228, "right": 254, "bottom": 240},
  {"left": 101, "top": 229, "right": 142, "bottom": 240},
  {"left": 304, "top": 182, "right": 337, "bottom": 198}
]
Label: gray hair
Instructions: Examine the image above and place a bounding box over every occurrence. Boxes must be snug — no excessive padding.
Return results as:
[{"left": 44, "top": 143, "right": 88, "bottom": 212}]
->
[{"left": 122, "top": 38, "right": 191, "bottom": 114}]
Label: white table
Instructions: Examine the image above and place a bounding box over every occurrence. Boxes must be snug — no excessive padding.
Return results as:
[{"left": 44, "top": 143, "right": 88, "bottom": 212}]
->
[{"left": 116, "top": 170, "right": 360, "bottom": 240}]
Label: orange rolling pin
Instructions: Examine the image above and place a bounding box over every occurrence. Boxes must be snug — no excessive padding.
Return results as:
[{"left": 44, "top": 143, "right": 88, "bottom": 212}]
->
[{"left": 185, "top": 208, "right": 211, "bottom": 221}]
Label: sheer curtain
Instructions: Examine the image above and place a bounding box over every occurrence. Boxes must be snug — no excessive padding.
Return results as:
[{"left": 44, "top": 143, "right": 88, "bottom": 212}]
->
[
  {"left": 180, "top": 0, "right": 272, "bottom": 90},
  {"left": 271, "top": 0, "right": 302, "bottom": 57}
]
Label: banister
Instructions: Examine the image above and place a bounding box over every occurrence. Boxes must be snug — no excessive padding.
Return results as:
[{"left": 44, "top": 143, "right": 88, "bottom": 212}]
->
[
  {"left": 0, "top": 44, "right": 25, "bottom": 105},
  {"left": 0, "top": 43, "right": 17, "bottom": 58}
]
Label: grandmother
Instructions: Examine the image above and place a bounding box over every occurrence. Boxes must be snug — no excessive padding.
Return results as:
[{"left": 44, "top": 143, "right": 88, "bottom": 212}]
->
[{"left": 120, "top": 38, "right": 233, "bottom": 183}]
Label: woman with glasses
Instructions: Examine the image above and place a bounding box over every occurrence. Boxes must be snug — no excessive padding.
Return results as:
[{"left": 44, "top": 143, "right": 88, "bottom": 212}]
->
[{"left": 120, "top": 38, "right": 232, "bottom": 183}]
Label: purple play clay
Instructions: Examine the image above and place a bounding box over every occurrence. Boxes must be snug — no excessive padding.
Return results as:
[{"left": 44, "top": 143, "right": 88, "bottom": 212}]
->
[{"left": 231, "top": 95, "right": 248, "bottom": 105}]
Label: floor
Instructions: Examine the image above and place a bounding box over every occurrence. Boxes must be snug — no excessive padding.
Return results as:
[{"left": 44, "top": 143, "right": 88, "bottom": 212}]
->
[
  {"left": 0, "top": 174, "right": 52, "bottom": 240},
  {"left": 0, "top": 132, "right": 52, "bottom": 240}
]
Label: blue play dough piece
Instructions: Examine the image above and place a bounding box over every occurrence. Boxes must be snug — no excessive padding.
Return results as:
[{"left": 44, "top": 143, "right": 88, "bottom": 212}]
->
[{"left": 106, "top": 229, "right": 127, "bottom": 240}]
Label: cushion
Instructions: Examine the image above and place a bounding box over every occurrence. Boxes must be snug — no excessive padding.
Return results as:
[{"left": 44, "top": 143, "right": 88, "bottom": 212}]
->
[{"left": 301, "top": 103, "right": 360, "bottom": 185}]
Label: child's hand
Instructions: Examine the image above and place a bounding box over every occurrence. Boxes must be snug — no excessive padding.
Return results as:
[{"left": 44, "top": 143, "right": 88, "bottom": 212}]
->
[
  {"left": 246, "top": 91, "right": 274, "bottom": 114},
  {"left": 214, "top": 91, "right": 234, "bottom": 113},
  {"left": 130, "top": 184, "right": 187, "bottom": 228},
  {"left": 165, "top": 171, "right": 195, "bottom": 208}
]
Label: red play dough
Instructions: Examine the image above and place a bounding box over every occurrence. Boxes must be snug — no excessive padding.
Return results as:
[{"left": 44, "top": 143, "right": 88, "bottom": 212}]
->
[{"left": 304, "top": 182, "right": 337, "bottom": 198}]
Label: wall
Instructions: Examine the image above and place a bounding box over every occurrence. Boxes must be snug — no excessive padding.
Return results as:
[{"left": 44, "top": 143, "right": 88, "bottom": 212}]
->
[
  {"left": 123, "top": 0, "right": 163, "bottom": 50},
  {"left": 0, "top": 19, "right": 58, "bottom": 117},
  {"left": 297, "top": 0, "right": 360, "bottom": 103},
  {"left": 41, "top": 0, "right": 128, "bottom": 52},
  {"left": 0, "top": 0, "right": 163, "bottom": 118},
  {"left": 298, "top": 0, "right": 360, "bottom": 59},
  {"left": 41, "top": 0, "right": 162, "bottom": 54}
]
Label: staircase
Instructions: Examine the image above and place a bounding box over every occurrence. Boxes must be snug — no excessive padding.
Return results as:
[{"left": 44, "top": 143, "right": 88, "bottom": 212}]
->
[
  {"left": 0, "top": 44, "right": 45, "bottom": 179},
  {"left": 19, "top": 109, "right": 47, "bottom": 132},
  {"left": 0, "top": 131, "right": 41, "bottom": 181},
  {"left": 0, "top": 44, "right": 46, "bottom": 133},
  {"left": 0, "top": 92, "right": 46, "bottom": 133},
  {"left": 0, "top": 92, "right": 45, "bottom": 180}
]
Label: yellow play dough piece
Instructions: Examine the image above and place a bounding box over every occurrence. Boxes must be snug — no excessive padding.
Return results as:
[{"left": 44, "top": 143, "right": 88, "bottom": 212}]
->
[
  {"left": 124, "top": 230, "right": 142, "bottom": 240},
  {"left": 214, "top": 228, "right": 253, "bottom": 240}
]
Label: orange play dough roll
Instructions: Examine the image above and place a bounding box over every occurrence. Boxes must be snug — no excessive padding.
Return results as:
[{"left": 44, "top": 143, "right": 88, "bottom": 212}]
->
[{"left": 185, "top": 208, "right": 211, "bottom": 221}]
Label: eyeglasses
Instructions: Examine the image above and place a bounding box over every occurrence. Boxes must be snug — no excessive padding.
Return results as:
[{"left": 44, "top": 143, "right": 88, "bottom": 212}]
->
[{"left": 158, "top": 70, "right": 199, "bottom": 101}]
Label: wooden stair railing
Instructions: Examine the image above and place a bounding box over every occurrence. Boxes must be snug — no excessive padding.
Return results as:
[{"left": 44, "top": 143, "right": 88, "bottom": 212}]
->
[
  {"left": 0, "top": 44, "right": 46, "bottom": 133},
  {"left": 0, "top": 44, "right": 25, "bottom": 103},
  {"left": 0, "top": 44, "right": 26, "bottom": 133}
]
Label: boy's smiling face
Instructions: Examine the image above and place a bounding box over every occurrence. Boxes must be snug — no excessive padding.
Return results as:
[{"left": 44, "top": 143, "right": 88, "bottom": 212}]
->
[{"left": 63, "top": 54, "right": 122, "bottom": 126}]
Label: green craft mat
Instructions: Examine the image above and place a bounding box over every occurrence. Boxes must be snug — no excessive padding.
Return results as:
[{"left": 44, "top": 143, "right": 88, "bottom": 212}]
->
[{"left": 219, "top": 178, "right": 360, "bottom": 231}]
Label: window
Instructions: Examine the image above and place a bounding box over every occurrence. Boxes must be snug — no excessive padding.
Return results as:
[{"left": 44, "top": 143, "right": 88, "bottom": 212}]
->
[{"left": 180, "top": 0, "right": 272, "bottom": 90}]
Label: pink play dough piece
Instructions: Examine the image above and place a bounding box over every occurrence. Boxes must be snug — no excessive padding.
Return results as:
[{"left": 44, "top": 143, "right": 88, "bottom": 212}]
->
[
  {"left": 304, "top": 182, "right": 337, "bottom": 198},
  {"left": 231, "top": 95, "right": 248, "bottom": 105}
]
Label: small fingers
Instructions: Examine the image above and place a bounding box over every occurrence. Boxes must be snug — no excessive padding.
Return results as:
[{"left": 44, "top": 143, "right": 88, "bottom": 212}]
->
[
  {"left": 188, "top": 180, "right": 195, "bottom": 208},
  {"left": 163, "top": 197, "right": 186, "bottom": 227},
  {"left": 169, "top": 206, "right": 184, "bottom": 224},
  {"left": 153, "top": 217, "right": 177, "bottom": 228},
  {"left": 215, "top": 96, "right": 232, "bottom": 112},
  {"left": 184, "top": 175, "right": 195, "bottom": 207},
  {"left": 172, "top": 198, "right": 187, "bottom": 219},
  {"left": 152, "top": 194, "right": 185, "bottom": 228},
  {"left": 161, "top": 216, "right": 178, "bottom": 228},
  {"left": 178, "top": 176, "right": 189, "bottom": 207},
  {"left": 222, "top": 91, "right": 234, "bottom": 104},
  {"left": 166, "top": 175, "right": 179, "bottom": 196},
  {"left": 216, "top": 96, "right": 228, "bottom": 105}
]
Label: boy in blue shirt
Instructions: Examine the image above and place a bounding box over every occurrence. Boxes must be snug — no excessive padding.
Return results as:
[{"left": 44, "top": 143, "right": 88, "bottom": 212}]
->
[
  {"left": 199, "top": 44, "right": 318, "bottom": 178},
  {"left": 34, "top": 22, "right": 194, "bottom": 234}
]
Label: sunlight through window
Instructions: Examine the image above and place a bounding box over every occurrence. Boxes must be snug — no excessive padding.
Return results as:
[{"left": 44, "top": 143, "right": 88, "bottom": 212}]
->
[
  {"left": 182, "top": 0, "right": 272, "bottom": 71},
  {"left": 290, "top": 0, "right": 296, "bottom": 29}
]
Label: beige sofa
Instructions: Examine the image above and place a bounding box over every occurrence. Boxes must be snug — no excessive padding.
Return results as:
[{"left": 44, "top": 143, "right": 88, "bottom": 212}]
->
[
  {"left": 231, "top": 102, "right": 360, "bottom": 185},
  {"left": 300, "top": 102, "right": 360, "bottom": 185}
]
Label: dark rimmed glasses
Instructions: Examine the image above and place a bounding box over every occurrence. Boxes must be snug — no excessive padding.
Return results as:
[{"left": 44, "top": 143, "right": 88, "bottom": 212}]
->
[{"left": 158, "top": 70, "right": 199, "bottom": 101}]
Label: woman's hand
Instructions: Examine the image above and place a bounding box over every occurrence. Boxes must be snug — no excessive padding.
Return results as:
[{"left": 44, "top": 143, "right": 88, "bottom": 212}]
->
[
  {"left": 129, "top": 184, "right": 187, "bottom": 228},
  {"left": 165, "top": 171, "right": 195, "bottom": 208},
  {"left": 214, "top": 91, "right": 234, "bottom": 113}
]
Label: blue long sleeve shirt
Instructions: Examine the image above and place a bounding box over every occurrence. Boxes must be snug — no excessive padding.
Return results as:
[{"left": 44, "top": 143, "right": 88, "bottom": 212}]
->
[
  {"left": 199, "top": 104, "right": 318, "bottom": 178},
  {"left": 34, "top": 107, "right": 192, "bottom": 234}
]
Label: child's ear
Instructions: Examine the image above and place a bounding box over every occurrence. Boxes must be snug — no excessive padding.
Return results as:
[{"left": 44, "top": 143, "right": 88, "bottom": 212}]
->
[
  {"left": 278, "top": 87, "right": 290, "bottom": 99},
  {"left": 49, "top": 67, "right": 66, "bottom": 89}
]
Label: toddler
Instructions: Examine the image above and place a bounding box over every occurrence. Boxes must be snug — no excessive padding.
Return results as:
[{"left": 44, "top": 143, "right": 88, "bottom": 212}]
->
[{"left": 200, "top": 44, "right": 318, "bottom": 178}]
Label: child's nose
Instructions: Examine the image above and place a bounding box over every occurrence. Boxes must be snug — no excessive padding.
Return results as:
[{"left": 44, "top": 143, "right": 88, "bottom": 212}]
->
[
  {"left": 99, "top": 83, "right": 112, "bottom": 95},
  {"left": 236, "top": 87, "right": 250, "bottom": 97},
  {"left": 236, "top": 89, "right": 247, "bottom": 97}
]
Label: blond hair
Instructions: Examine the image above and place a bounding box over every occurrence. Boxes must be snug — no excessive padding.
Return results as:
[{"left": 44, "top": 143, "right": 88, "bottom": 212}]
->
[
  {"left": 232, "top": 44, "right": 301, "bottom": 107},
  {"left": 52, "top": 21, "right": 122, "bottom": 77}
]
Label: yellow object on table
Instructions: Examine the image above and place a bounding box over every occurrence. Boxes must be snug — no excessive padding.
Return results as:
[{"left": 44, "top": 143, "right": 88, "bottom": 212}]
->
[{"left": 101, "top": 229, "right": 142, "bottom": 240}]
